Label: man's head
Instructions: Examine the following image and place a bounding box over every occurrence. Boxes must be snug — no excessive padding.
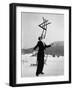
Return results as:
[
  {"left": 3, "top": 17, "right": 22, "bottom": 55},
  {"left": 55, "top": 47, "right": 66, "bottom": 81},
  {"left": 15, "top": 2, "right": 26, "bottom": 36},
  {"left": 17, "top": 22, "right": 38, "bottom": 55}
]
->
[
  {"left": 38, "top": 36, "right": 42, "bottom": 41},
  {"left": 38, "top": 36, "right": 45, "bottom": 42}
]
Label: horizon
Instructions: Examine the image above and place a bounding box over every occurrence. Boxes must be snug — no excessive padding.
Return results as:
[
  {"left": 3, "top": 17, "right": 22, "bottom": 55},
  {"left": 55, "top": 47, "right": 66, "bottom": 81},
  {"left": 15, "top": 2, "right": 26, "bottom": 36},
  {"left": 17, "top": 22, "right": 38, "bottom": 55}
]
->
[{"left": 22, "top": 40, "right": 64, "bottom": 49}]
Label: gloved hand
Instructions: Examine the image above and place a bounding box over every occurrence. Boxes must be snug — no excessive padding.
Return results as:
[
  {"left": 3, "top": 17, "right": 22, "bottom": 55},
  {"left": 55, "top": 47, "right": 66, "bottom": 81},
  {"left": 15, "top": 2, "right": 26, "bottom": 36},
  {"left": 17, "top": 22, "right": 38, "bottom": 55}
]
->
[{"left": 51, "top": 43, "right": 55, "bottom": 47}]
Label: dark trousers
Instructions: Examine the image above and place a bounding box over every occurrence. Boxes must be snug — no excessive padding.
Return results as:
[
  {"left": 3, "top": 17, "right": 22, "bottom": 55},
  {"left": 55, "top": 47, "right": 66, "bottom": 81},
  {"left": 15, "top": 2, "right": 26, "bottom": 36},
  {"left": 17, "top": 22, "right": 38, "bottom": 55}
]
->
[{"left": 36, "top": 60, "right": 44, "bottom": 75}]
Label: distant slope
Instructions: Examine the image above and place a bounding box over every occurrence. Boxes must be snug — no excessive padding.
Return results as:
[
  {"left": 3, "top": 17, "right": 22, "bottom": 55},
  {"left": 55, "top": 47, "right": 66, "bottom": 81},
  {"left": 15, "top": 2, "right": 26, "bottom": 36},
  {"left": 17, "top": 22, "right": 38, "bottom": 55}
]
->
[
  {"left": 22, "top": 48, "right": 33, "bottom": 54},
  {"left": 22, "top": 41, "right": 64, "bottom": 57},
  {"left": 45, "top": 41, "right": 64, "bottom": 56}
]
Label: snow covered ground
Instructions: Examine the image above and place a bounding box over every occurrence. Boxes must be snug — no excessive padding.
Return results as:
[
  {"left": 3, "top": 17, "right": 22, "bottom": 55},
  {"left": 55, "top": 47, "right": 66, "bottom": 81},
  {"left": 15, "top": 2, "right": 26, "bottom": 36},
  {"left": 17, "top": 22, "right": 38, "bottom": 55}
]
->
[{"left": 21, "top": 54, "right": 64, "bottom": 77}]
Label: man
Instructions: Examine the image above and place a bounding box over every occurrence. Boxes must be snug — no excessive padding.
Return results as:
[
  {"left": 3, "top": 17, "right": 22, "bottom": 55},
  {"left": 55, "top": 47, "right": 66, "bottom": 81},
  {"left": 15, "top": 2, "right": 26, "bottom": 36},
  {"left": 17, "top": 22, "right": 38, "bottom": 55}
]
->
[{"left": 33, "top": 37, "right": 53, "bottom": 76}]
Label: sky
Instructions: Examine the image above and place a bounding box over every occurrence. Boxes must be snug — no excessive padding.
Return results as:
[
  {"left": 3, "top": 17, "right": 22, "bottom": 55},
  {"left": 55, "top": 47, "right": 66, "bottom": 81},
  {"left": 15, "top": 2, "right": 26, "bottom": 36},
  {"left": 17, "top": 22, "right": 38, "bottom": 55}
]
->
[{"left": 21, "top": 12, "right": 64, "bottom": 49}]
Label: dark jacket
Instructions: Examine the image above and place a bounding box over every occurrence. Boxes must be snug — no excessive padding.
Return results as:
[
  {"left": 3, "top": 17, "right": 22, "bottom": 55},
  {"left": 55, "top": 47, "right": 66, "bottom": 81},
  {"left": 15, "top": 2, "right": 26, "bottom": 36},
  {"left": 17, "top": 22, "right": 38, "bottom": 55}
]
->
[{"left": 34, "top": 40, "right": 51, "bottom": 52}]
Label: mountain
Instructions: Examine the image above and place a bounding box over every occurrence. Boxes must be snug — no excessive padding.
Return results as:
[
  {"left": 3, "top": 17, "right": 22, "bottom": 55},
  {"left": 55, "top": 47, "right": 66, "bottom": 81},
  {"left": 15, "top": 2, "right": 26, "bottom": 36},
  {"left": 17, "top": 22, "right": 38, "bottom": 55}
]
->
[
  {"left": 22, "top": 48, "right": 33, "bottom": 54},
  {"left": 45, "top": 41, "right": 64, "bottom": 57},
  {"left": 21, "top": 41, "right": 64, "bottom": 57}
]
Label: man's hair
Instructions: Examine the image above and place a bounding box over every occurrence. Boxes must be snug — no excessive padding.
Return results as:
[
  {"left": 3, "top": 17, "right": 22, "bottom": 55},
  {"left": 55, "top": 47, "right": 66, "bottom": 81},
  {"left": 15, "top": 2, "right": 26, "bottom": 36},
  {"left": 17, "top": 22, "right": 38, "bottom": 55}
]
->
[{"left": 38, "top": 37, "right": 42, "bottom": 40}]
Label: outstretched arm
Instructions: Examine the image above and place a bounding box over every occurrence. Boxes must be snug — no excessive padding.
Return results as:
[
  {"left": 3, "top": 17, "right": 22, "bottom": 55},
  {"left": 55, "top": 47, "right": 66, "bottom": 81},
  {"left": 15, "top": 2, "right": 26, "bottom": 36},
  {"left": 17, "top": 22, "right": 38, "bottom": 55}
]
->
[
  {"left": 45, "top": 43, "right": 54, "bottom": 48},
  {"left": 45, "top": 44, "right": 51, "bottom": 48}
]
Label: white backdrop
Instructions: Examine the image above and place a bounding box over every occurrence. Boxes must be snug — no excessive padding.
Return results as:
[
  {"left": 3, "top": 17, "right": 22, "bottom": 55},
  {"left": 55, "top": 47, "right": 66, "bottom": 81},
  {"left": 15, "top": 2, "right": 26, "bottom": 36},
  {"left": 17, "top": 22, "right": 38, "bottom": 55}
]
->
[{"left": 0, "top": 0, "right": 72, "bottom": 89}]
